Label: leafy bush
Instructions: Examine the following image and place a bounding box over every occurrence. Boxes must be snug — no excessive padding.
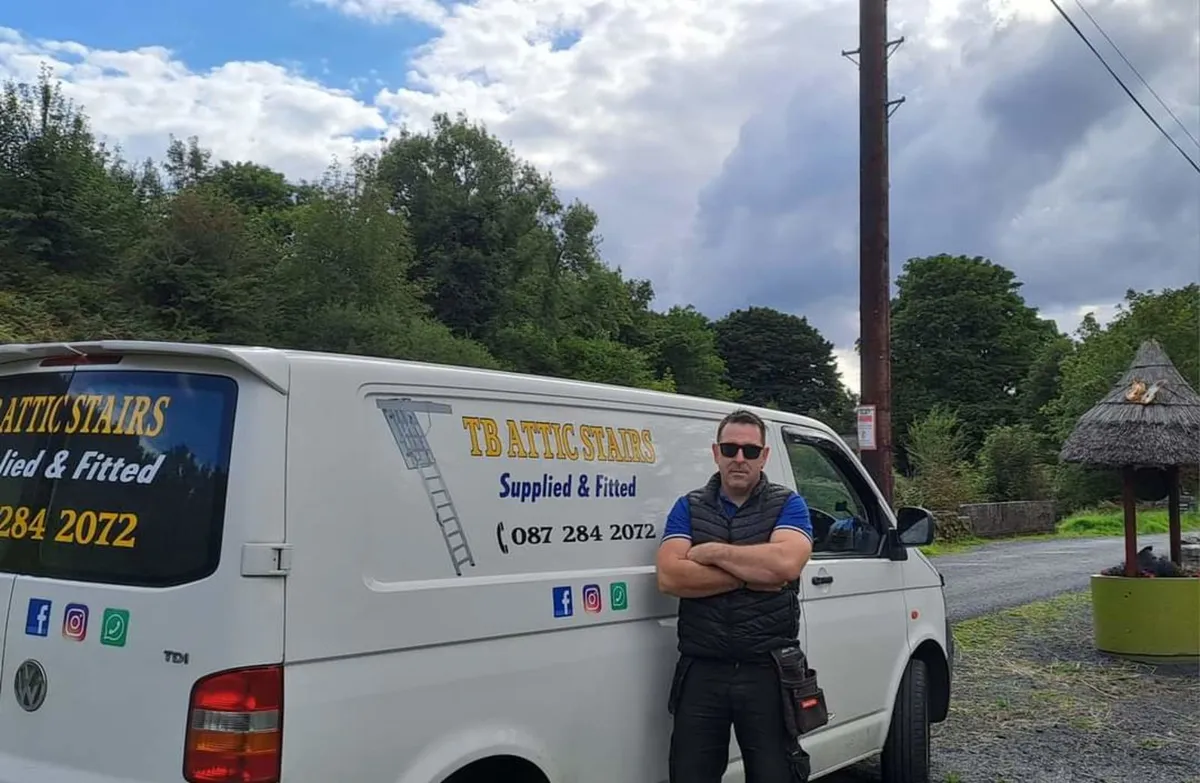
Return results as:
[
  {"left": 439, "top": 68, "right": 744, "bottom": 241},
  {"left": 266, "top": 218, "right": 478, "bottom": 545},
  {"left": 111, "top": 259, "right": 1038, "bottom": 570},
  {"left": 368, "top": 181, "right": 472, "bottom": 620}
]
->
[
  {"left": 1052, "top": 463, "right": 1121, "bottom": 515},
  {"left": 900, "top": 405, "right": 983, "bottom": 511},
  {"left": 977, "top": 423, "right": 1051, "bottom": 502}
]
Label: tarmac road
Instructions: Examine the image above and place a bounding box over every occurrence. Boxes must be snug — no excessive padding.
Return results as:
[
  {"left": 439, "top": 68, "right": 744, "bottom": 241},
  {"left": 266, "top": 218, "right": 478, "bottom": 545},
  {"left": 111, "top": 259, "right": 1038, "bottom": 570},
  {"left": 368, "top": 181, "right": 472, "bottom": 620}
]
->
[{"left": 928, "top": 533, "right": 1171, "bottom": 622}]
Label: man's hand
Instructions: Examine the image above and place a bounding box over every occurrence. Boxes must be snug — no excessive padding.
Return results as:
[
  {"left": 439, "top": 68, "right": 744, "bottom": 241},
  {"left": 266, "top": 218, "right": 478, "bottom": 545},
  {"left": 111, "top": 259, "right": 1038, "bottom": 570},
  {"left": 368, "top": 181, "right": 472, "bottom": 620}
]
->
[
  {"left": 656, "top": 538, "right": 742, "bottom": 598},
  {"left": 685, "top": 542, "right": 724, "bottom": 566}
]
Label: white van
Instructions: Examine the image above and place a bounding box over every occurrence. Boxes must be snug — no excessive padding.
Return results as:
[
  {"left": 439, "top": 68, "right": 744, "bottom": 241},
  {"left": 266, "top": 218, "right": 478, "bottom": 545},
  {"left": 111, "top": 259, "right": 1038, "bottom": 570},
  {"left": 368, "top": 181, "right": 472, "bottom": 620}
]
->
[{"left": 0, "top": 340, "right": 952, "bottom": 783}]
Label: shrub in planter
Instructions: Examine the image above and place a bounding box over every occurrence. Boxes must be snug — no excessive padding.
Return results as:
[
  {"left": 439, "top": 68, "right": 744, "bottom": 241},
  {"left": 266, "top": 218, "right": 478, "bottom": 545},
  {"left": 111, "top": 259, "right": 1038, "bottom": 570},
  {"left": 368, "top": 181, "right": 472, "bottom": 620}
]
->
[{"left": 1100, "top": 545, "right": 1200, "bottom": 579}]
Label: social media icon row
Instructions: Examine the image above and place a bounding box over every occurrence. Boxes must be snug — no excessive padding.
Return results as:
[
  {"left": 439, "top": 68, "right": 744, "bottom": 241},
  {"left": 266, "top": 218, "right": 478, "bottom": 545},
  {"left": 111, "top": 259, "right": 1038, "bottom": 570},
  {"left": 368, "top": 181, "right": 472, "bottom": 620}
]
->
[
  {"left": 552, "top": 582, "right": 629, "bottom": 618},
  {"left": 24, "top": 598, "right": 130, "bottom": 648}
]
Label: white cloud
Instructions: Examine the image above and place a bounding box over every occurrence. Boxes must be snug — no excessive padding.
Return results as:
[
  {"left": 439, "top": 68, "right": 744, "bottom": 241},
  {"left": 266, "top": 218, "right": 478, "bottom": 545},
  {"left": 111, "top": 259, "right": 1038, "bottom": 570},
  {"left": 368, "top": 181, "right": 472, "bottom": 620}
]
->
[
  {"left": 0, "top": 27, "right": 389, "bottom": 181},
  {"left": 2, "top": 0, "right": 1190, "bottom": 394},
  {"left": 314, "top": 0, "right": 450, "bottom": 26},
  {"left": 833, "top": 348, "right": 863, "bottom": 398}
]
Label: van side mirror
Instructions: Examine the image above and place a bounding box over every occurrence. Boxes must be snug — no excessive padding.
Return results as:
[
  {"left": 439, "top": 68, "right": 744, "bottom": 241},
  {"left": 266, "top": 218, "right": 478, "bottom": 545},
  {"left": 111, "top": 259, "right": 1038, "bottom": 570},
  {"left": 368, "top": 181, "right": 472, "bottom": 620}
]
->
[{"left": 895, "top": 506, "right": 936, "bottom": 547}]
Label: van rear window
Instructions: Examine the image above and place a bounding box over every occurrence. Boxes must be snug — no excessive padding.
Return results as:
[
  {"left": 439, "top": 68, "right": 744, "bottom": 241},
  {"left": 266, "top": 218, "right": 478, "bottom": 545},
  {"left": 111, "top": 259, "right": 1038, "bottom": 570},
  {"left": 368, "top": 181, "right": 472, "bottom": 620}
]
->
[{"left": 0, "top": 369, "right": 237, "bottom": 587}]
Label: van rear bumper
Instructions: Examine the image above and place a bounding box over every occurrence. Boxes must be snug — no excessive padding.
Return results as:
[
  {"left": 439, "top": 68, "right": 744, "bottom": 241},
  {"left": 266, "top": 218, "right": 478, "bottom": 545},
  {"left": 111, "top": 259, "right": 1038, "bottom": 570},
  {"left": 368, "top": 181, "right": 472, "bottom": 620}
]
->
[{"left": 0, "top": 753, "right": 150, "bottom": 783}]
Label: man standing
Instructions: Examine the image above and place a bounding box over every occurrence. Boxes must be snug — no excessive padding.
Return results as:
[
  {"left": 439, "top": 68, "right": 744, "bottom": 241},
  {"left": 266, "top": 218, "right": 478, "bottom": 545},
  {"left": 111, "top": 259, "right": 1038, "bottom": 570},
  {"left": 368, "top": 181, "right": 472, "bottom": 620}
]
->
[{"left": 656, "top": 408, "right": 815, "bottom": 783}]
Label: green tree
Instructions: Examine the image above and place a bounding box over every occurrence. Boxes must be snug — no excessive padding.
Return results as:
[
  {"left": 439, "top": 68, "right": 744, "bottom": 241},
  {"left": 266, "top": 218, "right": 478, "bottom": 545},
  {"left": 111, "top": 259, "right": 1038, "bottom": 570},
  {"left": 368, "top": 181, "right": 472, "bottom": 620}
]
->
[
  {"left": 262, "top": 156, "right": 499, "bottom": 368},
  {"left": 162, "top": 134, "right": 212, "bottom": 192},
  {"left": 0, "top": 72, "right": 159, "bottom": 339},
  {"left": 977, "top": 424, "right": 1048, "bottom": 501},
  {"left": 642, "top": 306, "right": 734, "bottom": 400},
  {"left": 713, "top": 306, "right": 849, "bottom": 424},
  {"left": 0, "top": 291, "right": 66, "bottom": 343},
  {"left": 891, "top": 254, "right": 1058, "bottom": 459},
  {"left": 0, "top": 74, "right": 139, "bottom": 283},
  {"left": 376, "top": 113, "right": 562, "bottom": 341},
  {"left": 1017, "top": 334, "right": 1075, "bottom": 443},
  {"left": 376, "top": 113, "right": 691, "bottom": 391},
  {"left": 118, "top": 183, "right": 275, "bottom": 343}
]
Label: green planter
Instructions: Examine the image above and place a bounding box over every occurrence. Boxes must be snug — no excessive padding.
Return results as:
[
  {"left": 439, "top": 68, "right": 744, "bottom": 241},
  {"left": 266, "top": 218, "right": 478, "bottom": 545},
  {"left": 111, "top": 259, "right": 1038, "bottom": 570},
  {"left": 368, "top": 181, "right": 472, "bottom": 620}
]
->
[{"left": 1091, "top": 574, "right": 1200, "bottom": 662}]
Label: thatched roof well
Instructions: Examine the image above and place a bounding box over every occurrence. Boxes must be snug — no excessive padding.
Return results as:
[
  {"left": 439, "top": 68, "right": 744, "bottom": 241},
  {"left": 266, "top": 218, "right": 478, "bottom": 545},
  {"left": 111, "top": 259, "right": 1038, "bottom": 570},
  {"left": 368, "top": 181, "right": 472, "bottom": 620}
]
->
[{"left": 1059, "top": 339, "right": 1200, "bottom": 468}]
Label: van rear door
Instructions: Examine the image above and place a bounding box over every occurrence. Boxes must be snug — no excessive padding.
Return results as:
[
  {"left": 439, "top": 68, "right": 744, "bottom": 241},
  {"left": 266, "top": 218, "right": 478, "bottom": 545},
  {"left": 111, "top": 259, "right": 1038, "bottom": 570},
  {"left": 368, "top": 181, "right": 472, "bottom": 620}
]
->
[{"left": 0, "top": 349, "right": 287, "bottom": 783}]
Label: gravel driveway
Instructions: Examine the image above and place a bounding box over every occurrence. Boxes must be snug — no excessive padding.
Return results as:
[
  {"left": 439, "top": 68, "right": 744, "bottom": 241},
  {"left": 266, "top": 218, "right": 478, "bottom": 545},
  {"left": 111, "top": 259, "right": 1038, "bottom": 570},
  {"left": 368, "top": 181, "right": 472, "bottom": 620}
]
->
[
  {"left": 820, "top": 536, "right": 1199, "bottom": 783},
  {"left": 928, "top": 590, "right": 1198, "bottom": 783}
]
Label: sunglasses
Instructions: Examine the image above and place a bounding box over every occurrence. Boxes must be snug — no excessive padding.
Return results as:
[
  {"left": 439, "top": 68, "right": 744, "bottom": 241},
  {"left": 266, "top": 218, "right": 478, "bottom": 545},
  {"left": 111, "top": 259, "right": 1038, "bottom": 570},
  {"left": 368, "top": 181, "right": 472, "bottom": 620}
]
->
[{"left": 718, "top": 442, "right": 764, "bottom": 460}]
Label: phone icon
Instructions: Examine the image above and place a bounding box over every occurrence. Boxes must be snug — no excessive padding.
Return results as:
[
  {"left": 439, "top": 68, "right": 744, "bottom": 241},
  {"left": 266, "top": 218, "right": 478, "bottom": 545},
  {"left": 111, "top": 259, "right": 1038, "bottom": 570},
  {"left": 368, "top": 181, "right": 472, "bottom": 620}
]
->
[
  {"left": 63, "top": 603, "right": 89, "bottom": 641},
  {"left": 100, "top": 608, "right": 130, "bottom": 647},
  {"left": 582, "top": 584, "right": 602, "bottom": 614}
]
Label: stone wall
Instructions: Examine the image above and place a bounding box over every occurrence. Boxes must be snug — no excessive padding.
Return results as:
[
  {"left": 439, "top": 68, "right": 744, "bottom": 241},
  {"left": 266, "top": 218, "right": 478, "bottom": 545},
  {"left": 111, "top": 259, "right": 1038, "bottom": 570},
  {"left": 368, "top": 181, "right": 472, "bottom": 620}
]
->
[
  {"left": 930, "top": 509, "right": 974, "bottom": 541},
  {"left": 958, "top": 500, "right": 1059, "bottom": 538}
]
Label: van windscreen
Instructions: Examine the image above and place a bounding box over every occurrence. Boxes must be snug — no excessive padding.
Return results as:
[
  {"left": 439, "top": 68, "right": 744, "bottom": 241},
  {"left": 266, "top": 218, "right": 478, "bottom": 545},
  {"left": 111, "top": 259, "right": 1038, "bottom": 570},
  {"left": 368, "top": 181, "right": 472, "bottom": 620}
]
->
[{"left": 0, "top": 369, "right": 238, "bottom": 587}]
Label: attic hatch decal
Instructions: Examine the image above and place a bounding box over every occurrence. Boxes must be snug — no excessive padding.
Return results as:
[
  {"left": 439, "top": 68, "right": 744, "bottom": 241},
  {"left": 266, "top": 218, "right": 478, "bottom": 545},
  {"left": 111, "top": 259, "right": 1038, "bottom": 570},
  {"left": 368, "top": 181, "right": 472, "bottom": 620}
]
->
[{"left": 376, "top": 398, "right": 476, "bottom": 576}]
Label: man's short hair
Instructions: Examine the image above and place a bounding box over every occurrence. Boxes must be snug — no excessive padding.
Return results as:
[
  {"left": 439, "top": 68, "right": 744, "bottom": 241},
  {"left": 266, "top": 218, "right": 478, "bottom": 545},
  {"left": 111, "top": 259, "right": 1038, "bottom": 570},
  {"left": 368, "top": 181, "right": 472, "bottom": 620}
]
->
[{"left": 716, "top": 408, "right": 767, "bottom": 444}]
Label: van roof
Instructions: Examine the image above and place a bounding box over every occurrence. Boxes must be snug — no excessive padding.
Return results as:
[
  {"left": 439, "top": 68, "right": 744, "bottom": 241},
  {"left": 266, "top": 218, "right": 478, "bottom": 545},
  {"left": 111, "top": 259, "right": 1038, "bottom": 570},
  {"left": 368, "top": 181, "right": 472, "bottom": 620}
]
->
[{"left": 0, "top": 340, "right": 841, "bottom": 436}]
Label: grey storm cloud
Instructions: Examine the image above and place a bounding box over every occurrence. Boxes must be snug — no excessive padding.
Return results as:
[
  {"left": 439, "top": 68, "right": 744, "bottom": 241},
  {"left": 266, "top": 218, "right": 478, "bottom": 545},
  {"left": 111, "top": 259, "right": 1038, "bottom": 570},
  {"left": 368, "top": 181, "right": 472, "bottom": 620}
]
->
[{"left": 677, "top": 0, "right": 1200, "bottom": 346}]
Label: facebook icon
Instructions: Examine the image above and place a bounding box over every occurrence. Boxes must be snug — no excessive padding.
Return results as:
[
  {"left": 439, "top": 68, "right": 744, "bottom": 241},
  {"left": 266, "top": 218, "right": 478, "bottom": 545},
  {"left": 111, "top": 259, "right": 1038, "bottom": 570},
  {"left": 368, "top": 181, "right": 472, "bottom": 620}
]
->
[
  {"left": 25, "top": 598, "right": 52, "bottom": 637},
  {"left": 552, "top": 586, "right": 573, "bottom": 618}
]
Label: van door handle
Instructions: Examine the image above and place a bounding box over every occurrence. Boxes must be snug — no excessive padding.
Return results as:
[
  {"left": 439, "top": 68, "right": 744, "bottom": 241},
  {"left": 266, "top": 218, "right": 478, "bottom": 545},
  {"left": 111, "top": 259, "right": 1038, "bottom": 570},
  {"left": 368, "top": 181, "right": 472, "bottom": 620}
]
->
[{"left": 811, "top": 575, "right": 834, "bottom": 586}]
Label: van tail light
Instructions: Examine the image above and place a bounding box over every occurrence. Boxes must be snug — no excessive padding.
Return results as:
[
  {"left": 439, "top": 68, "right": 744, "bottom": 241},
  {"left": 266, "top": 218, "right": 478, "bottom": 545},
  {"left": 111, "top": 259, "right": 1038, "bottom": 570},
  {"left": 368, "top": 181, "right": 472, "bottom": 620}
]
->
[{"left": 184, "top": 665, "right": 283, "bottom": 783}]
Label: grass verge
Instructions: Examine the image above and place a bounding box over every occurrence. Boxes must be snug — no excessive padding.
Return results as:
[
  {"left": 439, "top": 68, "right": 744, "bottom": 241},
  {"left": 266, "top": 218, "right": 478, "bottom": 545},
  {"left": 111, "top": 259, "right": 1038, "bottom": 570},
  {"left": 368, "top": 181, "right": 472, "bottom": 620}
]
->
[
  {"left": 920, "top": 508, "right": 1200, "bottom": 557},
  {"left": 1057, "top": 508, "right": 1200, "bottom": 537}
]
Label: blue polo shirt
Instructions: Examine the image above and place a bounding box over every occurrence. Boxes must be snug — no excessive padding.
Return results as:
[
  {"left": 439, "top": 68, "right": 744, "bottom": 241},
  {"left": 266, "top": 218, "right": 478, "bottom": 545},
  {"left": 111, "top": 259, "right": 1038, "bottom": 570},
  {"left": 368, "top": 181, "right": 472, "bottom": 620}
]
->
[{"left": 661, "top": 489, "right": 815, "bottom": 543}]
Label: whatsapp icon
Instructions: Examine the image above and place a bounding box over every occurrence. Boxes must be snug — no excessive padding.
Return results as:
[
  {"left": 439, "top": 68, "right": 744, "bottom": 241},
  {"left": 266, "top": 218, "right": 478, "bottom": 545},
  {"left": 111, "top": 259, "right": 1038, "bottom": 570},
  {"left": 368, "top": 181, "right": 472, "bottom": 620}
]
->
[
  {"left": 100, "top": 608, "right": 130, "bottom": 647},
  {"left": 609, "top": 582, "right": 628, "bottom": 611}
]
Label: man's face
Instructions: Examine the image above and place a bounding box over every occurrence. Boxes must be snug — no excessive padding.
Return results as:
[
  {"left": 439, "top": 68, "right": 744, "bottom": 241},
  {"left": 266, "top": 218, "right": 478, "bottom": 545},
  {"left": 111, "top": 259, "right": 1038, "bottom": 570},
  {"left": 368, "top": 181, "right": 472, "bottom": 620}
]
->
[{"left": 712, "top": 421, "right": 769, "bottom": 495}]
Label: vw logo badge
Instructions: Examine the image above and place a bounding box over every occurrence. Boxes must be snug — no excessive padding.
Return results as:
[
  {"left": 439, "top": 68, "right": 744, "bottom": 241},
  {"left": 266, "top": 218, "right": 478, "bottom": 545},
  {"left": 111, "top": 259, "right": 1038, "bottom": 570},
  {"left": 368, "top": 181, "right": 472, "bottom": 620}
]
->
[{"left": 14, "top": 659, "right": 47, "bottom": 713}]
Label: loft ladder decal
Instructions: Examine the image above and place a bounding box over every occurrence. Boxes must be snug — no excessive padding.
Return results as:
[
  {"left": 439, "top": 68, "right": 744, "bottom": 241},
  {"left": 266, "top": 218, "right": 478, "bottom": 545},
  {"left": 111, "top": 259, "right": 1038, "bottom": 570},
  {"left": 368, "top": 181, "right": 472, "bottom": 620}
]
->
[{"left": 376, "top": 398, "right": 475, "bottom": 576}]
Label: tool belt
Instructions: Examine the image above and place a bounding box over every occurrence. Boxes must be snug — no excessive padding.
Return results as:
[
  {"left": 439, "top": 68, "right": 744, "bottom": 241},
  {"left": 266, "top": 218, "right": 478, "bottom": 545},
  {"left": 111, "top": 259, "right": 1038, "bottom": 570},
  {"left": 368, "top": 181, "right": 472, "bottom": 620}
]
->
[{"left": 770, "top": 646, "right": 830, "bottom": 737}]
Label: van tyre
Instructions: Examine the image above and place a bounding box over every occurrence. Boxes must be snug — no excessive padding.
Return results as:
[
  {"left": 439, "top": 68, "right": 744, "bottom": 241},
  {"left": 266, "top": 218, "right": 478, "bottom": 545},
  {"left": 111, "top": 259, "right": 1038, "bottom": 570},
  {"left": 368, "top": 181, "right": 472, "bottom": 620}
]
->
[{"left": 880, "top": 656, "right": 930, "bottom": 783}]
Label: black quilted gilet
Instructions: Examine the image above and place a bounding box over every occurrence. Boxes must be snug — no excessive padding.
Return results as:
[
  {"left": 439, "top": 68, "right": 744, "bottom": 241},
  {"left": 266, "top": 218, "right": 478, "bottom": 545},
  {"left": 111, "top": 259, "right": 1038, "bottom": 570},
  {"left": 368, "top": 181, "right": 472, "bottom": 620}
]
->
[{"left": 676, "top": 472, "right": 801, "bottom": 661}]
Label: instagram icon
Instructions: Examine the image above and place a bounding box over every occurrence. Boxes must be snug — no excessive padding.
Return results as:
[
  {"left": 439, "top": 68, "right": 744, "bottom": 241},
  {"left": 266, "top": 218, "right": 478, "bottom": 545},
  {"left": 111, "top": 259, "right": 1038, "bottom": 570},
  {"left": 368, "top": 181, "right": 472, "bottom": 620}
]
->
[
  {"left": 63, "top": 603, "right": 89, "bottom": 642},
  {"left": 582, "top": 584, "right": 603, "bottom": 614}
]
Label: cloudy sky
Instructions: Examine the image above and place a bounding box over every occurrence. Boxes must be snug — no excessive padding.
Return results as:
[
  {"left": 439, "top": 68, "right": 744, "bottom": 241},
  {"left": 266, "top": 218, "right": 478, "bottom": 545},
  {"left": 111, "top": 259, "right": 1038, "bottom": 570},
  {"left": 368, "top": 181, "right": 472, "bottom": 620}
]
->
[{"left": 2, "top": 0, "right": 1197, "bottom": 393}]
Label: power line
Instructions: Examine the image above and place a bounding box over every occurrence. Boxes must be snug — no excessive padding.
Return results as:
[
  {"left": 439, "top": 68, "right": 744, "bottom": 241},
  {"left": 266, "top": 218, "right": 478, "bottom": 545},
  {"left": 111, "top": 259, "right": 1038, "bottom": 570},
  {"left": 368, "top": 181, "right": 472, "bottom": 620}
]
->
[
  {"left": 1070, "top": 0, "right": 1200, "bottom": 151},
  {"left": 1047, "top": 0, "right": 1200, "bottom": 174}
]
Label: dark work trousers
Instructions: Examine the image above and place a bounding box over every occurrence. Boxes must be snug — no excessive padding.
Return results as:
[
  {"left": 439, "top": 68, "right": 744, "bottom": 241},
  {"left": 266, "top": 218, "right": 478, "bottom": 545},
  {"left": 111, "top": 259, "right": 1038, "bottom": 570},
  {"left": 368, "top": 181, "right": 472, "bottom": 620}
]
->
[{"left": 668, "top": 656, "right": 811, "bottom": 783}]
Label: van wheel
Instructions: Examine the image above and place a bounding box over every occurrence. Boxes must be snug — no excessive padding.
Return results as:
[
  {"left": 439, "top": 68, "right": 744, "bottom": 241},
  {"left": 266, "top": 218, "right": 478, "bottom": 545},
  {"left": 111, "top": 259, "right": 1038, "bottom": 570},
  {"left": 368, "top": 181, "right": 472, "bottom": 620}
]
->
[{"left": 880, "top": 656, "right": 930, "bottom": 783}]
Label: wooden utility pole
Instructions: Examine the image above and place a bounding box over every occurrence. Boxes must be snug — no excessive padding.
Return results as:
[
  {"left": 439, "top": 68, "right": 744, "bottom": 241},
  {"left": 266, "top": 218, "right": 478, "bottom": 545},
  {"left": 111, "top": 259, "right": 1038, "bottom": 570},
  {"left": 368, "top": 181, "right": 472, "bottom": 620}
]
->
[{"left": 844, "top": 0, "right": 903, "bottom": 506}]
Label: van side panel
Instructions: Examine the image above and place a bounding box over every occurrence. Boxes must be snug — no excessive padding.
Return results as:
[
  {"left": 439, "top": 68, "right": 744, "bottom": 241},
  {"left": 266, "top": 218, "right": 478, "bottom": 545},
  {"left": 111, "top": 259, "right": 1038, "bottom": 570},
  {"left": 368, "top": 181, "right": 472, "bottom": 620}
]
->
[{"left": 279, "top": 357, "right": 749, "bottom": 783}]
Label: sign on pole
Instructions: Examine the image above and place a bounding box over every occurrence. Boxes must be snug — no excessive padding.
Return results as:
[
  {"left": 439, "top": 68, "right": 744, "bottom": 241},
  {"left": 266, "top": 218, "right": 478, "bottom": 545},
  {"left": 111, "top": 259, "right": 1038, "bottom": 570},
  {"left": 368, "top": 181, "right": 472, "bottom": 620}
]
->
[{"left": 856, "top": 404, "right": 877, "bottom": 451}]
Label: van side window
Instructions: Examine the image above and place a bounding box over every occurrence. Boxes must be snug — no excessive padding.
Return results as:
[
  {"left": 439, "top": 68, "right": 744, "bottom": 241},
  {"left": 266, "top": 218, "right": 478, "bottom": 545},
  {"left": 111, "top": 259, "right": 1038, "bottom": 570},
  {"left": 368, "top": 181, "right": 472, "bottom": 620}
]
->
[{"left": 782, "top": 431, "right": 883, "bottom": 558}]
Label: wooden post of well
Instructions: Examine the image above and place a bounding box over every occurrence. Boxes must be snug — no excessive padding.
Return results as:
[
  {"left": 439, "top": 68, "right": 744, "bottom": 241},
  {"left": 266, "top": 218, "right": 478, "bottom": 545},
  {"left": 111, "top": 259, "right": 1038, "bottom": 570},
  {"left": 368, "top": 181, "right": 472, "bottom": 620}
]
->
[
  {"left": 1122, "top": 467, "right": 1138, "bottom": 577},
  {"left": 1167, "top": 465, "right": 1182, "bottom": 566}
]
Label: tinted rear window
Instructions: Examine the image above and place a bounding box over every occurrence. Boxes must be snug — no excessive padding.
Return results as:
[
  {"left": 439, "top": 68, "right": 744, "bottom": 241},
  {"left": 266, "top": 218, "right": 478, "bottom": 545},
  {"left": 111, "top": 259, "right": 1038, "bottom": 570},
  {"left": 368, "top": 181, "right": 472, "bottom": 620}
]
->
[{"left": 0, "top": 369, "right": 237, "bottom": 587}]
